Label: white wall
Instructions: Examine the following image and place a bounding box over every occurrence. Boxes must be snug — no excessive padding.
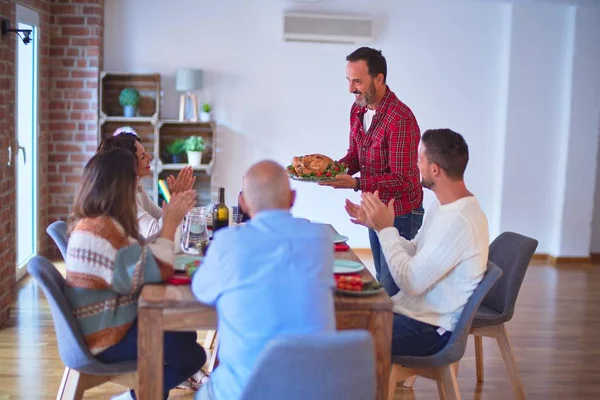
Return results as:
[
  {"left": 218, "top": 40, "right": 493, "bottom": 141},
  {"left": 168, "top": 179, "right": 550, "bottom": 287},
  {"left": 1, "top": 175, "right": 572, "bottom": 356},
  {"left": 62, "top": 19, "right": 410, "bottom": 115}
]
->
[
  {"left": 497, "top": 2, "right": 600, "bottom": 256},
  {"left": 104, "top": 0, "right": 600, "bottom": 254},
  {"left": 499, "top": 3, "right": 576, "bottom": 254},
  {"left": 555, "top": 6, "right": 600, "bottom": 256}
]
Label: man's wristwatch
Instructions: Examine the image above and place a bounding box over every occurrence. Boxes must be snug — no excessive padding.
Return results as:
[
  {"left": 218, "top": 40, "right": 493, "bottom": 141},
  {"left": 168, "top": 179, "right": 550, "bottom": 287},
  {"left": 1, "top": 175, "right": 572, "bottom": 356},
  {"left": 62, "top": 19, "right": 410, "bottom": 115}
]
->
[{"left": 353, "top": 178, "right": 360, "bottom": 192}]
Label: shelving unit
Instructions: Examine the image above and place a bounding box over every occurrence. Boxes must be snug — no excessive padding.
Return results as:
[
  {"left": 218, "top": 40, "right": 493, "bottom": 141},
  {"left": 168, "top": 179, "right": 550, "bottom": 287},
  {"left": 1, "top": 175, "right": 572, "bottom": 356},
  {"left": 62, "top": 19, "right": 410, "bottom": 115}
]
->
[
  {"left": 156, "top": 120, "right": 216, "bottom": 206},
  {"left": 99, "top": 72, "right": 160, "bottom": 121},
  {"left": 98, "top": 72, "right": 217, "bottom": 207}
]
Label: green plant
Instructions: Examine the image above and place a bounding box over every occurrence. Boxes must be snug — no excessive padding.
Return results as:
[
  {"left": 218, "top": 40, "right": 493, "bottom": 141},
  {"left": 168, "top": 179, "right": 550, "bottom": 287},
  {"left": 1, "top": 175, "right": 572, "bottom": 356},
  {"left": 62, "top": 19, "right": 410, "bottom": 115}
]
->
[
  {"left": 201, "top": 102, "right": 212, "bottom": 113},
  {"left": 119, "top": 87, "right": 141, "bottom": 107},
  {"left": 166, "top": 139, "right": 186, "bottom": 155},
  {"left": 185, "top": 136, "right": 206, "bottom": 152}
]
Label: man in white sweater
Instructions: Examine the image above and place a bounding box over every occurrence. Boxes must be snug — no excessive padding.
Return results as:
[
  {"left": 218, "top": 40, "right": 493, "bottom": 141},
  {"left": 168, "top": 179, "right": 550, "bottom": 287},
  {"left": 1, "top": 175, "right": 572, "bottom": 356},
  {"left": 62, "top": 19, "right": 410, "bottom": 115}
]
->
[{"left": 346, "top": 128, "right": 489, "bottom": 356}]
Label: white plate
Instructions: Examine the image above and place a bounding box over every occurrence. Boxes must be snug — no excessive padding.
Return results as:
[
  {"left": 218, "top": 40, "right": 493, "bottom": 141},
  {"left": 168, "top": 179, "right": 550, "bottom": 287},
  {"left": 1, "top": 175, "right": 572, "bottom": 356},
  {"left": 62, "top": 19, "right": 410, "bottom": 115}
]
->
[
  {"left": 333, "top": 259, "right": 364, "bottom": 274},
  {"left": 333, "top": 234, "right": 349, "bottom": 244},
  {"left": 289, "top": 174, "right": 338, "bottom": 183}
]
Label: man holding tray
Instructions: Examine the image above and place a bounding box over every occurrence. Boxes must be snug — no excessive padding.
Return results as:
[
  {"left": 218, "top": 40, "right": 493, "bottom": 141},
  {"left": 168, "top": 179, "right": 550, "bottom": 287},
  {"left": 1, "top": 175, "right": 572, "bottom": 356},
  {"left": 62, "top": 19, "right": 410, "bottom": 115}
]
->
[{"left": 319, "top": 46, "right": 424, "bottom": 296}]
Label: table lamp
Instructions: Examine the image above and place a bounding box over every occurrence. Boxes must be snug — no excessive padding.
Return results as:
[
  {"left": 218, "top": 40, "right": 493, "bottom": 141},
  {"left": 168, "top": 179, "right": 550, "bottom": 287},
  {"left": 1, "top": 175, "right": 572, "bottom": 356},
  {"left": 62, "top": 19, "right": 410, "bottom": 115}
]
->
[{"left": 176, "top": 68, "right": 203, "bottom": 122}]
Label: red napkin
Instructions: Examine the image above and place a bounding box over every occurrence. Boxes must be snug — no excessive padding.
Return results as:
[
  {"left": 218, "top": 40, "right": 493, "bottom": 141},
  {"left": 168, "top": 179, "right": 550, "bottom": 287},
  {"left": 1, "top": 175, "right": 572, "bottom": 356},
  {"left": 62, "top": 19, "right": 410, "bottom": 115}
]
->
[
  {"left": 335, "top": 242, "right": 350, "bottom": 252},
  {"left": 167, "top": 275, "right": 192, "bottom": 285}
]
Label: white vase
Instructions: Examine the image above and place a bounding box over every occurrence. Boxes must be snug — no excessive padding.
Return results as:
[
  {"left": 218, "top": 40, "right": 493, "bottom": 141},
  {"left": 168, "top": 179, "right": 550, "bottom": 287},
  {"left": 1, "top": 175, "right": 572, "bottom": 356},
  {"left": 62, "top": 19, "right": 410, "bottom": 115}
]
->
[
  {"left": 187, "top": 151, "right": 202, "bottom": 166},
  {"left": 199, "top": 111, "right": 211, "bottom": 122}
]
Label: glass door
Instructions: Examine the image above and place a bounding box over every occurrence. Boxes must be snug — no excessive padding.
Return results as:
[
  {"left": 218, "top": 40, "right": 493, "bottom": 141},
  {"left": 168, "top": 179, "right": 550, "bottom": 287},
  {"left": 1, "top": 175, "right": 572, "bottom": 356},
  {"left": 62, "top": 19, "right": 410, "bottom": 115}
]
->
[{"left": 15, "top": 5, "right": 39, "bottom": 280}]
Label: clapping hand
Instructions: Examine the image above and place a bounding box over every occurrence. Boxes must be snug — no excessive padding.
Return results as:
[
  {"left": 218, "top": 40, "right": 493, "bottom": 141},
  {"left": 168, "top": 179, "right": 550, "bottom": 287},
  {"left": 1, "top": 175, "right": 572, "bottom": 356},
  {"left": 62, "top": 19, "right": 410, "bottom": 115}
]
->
[
  {"left": 159, "top": 190, "right": 196, "bottom": 241},
  {"left": 360, "top": 191, "right": 395, "bottom": 232},
  {"left": 167, "top": 167, "right": 196, "bottom": 194},
  {"left": 163, "top": 190, "right": 197, "bottom": 225},
  {"left": 345, "top": 199, "right": 368, "bottom": 226}
]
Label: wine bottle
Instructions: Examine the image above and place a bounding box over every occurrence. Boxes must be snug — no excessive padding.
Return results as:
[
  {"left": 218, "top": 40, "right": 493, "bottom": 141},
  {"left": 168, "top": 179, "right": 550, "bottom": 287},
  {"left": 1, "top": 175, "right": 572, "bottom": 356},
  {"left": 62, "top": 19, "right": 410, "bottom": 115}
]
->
[{"left": 212, "top": 187, "right": 229, "bottom": 233}]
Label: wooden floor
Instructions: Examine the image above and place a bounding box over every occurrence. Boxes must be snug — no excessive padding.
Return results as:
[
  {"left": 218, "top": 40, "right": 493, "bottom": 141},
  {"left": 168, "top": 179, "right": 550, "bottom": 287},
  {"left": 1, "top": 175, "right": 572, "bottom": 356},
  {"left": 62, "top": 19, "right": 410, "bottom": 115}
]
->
[{"left": 0, "top": 258, "right": 599, "bottom": 399}]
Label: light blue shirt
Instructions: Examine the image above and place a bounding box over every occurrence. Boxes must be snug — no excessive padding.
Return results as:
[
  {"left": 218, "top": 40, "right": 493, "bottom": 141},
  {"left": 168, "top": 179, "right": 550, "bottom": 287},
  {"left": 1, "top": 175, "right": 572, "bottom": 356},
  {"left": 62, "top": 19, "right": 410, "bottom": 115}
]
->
[{"left": 192, "top": 209, "right": 336, "bottom": 400}]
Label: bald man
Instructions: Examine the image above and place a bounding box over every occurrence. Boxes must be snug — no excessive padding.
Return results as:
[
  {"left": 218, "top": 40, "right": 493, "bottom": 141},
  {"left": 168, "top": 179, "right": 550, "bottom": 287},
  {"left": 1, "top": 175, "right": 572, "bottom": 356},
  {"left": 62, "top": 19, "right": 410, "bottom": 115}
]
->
[{"left": 192, "top": 160, "right": 336, "bottom": 400}]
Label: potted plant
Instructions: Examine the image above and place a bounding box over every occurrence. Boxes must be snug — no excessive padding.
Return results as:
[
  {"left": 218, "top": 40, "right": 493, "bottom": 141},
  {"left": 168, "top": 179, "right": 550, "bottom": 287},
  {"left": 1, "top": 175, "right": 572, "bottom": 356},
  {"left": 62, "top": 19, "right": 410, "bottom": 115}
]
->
[
  {"left": 166, "top": 139, "right": 186, "bottom": 163},
  {"left": 200, "top": 102, "right": 212, "bottom": 122},
  {"left": 185, "top": 136, "right": 206, "bottom": 166},
  {"left": 119, "top": 87, "right": 140, "bottom": 118}
]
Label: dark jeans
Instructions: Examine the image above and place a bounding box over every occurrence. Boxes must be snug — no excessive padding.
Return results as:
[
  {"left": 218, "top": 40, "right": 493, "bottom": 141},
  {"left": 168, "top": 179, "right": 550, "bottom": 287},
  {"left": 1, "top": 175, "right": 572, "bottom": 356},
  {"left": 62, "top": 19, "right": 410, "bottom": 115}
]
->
[
  {"left": 96, "top": 320, "right": 207, "bottom": 400},
  {"left": 392, "top": 313, "right": 451, "bottom": 356},
  {"left": 369, "top": 206, "right": 424, "bottom": 296}
]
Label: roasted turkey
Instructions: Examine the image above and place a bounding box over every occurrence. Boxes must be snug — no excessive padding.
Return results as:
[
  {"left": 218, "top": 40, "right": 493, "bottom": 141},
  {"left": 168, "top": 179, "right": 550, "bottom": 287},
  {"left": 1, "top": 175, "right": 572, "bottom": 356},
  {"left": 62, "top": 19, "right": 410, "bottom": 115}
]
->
[{"left": 292, "top": 154, "right": 334, "bottom": 175}]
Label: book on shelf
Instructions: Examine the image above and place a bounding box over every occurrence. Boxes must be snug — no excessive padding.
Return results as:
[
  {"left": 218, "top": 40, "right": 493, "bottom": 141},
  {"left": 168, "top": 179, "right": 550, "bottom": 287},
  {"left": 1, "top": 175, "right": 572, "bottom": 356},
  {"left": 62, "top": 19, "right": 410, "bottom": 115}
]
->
[{"left": 158, "top": 179, "right": 171, "bottom": 203}]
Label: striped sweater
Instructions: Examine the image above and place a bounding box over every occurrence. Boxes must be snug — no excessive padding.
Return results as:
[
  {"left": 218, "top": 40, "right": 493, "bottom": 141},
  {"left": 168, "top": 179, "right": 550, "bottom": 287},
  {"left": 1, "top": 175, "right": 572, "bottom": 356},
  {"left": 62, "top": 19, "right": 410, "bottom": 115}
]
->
[{"left": 65, "top": 216, "right": 175, "bottom": 354}]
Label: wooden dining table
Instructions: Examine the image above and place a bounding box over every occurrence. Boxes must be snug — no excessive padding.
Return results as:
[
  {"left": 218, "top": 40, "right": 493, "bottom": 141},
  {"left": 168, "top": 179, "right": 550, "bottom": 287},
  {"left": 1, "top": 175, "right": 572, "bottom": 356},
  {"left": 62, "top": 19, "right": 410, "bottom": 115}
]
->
[{"left": 137, "top": 238, "right": 393, "bottom": 400}]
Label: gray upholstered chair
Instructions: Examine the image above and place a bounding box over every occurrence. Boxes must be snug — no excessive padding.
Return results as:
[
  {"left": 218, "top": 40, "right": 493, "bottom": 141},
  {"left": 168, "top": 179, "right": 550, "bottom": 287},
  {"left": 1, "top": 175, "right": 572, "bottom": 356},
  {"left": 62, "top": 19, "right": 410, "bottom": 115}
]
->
[
  {"left": 46, "top": 220, "right": 68, "bottom": 260},
  {"left": 388, "top": 262, "right": 503, "bottom": 400},
  {"left": 240, "top": 330, "right": 376, "bottom": 400},
  {"left": 470, "top": 232, "right": 538, "bottom": 399},
  {"left": 27, "top": 256, "right": 137, "bottom": 399}
]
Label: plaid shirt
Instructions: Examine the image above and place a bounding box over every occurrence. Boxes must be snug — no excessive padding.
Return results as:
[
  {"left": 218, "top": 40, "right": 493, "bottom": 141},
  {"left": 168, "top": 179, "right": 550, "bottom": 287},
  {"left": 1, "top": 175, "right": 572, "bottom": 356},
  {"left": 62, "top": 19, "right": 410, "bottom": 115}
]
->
[{"left": 339, "top": 87, "right": 423, "bottom": 216}]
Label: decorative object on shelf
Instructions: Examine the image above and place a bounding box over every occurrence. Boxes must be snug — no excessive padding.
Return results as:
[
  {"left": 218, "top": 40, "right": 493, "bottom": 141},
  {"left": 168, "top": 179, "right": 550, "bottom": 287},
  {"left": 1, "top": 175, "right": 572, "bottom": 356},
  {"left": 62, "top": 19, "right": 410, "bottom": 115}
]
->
[
  {"left": 185, "top": 136, "right": 206, "bottom": 166},
  {"left": 112, "top": 126, "right": 138, "bottom": 137},
  {"left": 176, "top": 68, "right": 203, "bottom": 122},
  {"left": 200, "top": 102, "right": 212, "bottom": 122},
  {"left": 119, "top": 87, "right": 140, "bottom": 118},
  {"left": 1, "top": 19, "right": 32, "bottom": 44},
  {"left": 166, "top": 139, "right": 186, "bottom": 163},
  {"left": 158, "top": 179, "right": 171, "bottom": 203}
]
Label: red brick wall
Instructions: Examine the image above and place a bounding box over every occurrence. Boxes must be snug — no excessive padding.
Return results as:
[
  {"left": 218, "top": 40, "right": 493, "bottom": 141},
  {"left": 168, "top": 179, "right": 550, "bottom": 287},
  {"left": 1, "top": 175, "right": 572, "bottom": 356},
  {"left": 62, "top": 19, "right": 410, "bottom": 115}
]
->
[
  {"left": 47, "top": 0, "right": 103, "bottom": 256},
  {"left": 36, "top": 0, "right": 51, "bottom": 263},
  {"left": 0, "top": 0, "right": 104, "bottom": 326},
  {"left": 0, "top": 0, "right": 18, "bottom": 327}
]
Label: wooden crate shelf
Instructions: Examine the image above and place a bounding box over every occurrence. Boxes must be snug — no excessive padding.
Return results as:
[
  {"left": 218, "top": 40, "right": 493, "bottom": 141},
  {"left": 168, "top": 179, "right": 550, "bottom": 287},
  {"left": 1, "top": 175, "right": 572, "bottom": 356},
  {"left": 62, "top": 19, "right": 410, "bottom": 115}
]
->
[
  {"left": 99, "top": 72, "right": 160, "bottom": 120},
  {"left": 100, "top": 121, "right": 156, "bottom": 141},
  {"left": 158, "top": 170, "right": 212, "bottom": 207},
  {"left": 99, "top": 120, "right": 156, "bottom": 144},
  {"left": 97, "top": 72, "right": 217, "bottom": 206},
  {"left": 157, "top": 121, "right": 215, "bottom": 167},
  {"left": 156, "top": 120, "right": 216, "bottom": 206}
]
